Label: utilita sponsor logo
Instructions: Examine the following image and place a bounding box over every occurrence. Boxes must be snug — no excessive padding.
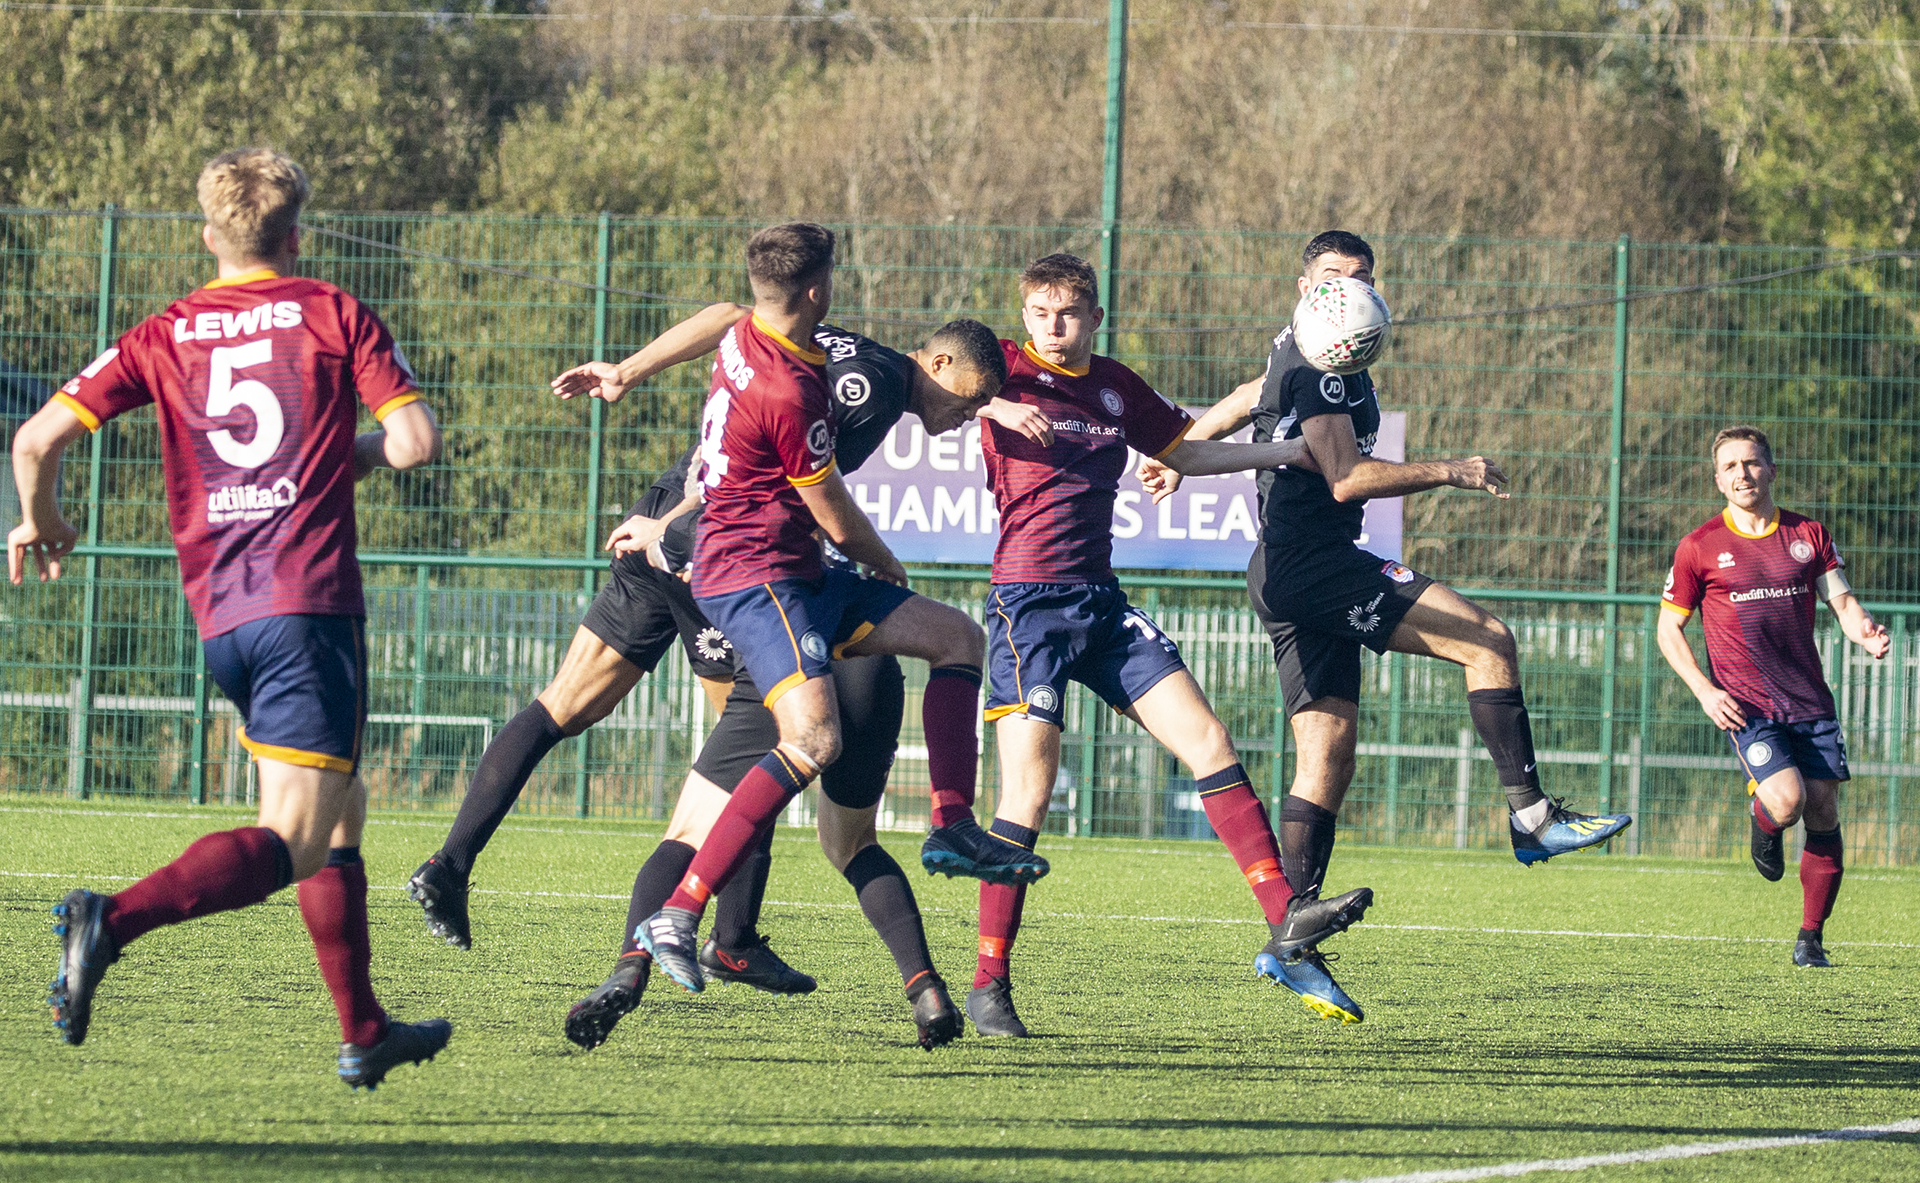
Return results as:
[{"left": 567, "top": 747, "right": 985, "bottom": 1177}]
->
[
  {"left": 207, "top": 477, "right": 298, "bottom": 523},
  {"left": 1728, "top": 584, "right": 1806, "bottom": 604}
]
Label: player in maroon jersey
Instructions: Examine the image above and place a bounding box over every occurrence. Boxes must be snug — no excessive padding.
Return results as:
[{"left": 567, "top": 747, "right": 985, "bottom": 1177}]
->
[
  {"left": 1657, "top": 425, "right": 1889, "bottom": 967},
  {"left": 950, "top": 253, "right": 1326, "bottom": 1036},
  {"left": 632, "top": 224, "right": 992, "bottom": 1045},
  {"left": 8, "top": 149, "right": 451, "bottom": 1087}
]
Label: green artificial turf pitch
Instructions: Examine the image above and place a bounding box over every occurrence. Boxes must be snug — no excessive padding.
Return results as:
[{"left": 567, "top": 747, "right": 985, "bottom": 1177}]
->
[{"left": 2, "top": 798, "right": 1917, "bottom": 1183}]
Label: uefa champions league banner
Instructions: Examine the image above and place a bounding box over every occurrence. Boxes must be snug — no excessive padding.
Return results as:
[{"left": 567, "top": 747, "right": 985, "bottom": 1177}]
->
[{"left": 849, "top": 412, "right": 1406, "bottom": 570}]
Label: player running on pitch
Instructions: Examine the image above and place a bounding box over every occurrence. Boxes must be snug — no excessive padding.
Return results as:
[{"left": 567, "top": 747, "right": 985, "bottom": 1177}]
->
[
  {"left": 10, "top": 149, "right": 451, "bottom": 1088},
  {"left": 634, "top": 224, "right": 1000, "bottom": 1009},
  {"left": 1656, "top": 426, "right": 1888, "bottom": 967},
  {"left": 959, "top": 253, "right": 1329, "bottom": 1038},
  {"left": 1143, "top": 230, "right": 1631, "bottom": 1023}
]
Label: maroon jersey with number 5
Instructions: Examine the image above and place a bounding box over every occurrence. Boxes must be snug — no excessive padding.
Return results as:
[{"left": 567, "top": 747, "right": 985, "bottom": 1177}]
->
[
  {"left": 689, "top": 314, "right": 836, "bottom": 598},
  {"left": 54, "top": 269, "right": 420, "bottom": 637},
  {"left": 1662, "top": 507, "right": 1844, "bottom": 722}
]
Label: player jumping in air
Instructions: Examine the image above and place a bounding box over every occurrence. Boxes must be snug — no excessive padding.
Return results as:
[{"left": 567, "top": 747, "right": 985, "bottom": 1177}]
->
[
  {"left": 9, "top": 149, "right": 451, "bottom": 1088},
  {"left": 1143, "top": 230, "right": 1632, "bottom": 1023},
  {"left": 959, "top": 253, "right": 1327, "bottom": 1037},
  {"left": 633, "top": 225, "right": 999, "bottom": 1025},
  {"left": 1656, "top": 426, "right": 1888, "bottom": 967}
]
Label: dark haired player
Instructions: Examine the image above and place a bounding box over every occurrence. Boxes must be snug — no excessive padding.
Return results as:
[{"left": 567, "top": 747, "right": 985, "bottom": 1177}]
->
[
  {"left": 406, "top": 305, "right": 1016, "bottom": 996},
  {"left": 1143, "top": 229, "right": 1632, "bottom": 1023},
  {"left": 1657, "top": 425, "right": 1887, "bottom": 967},
  {"left": 633, "top": 224, "right": 1010, "bottom": 1025},
  {"left": 9, "top": 148, "right": 451, "bottom": 1088},
  {"left": 959, "top": 252, "right": 1327, "bottom": 1037}
]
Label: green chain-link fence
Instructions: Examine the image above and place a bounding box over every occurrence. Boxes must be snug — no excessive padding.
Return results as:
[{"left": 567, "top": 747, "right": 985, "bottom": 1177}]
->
[{"left": 3, "top": 209, "right": 1916, "bottom": 862}]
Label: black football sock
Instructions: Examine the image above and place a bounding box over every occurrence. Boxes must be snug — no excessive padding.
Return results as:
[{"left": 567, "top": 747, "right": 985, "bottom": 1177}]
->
[
  {"left": 1467, "top": 687, "right": 1547, "bottom": 813},
  {"left": 1280, "top": 796, "right": 1338, "bottom": 900},
  {"left": 620, "top": 839, "right": 697, "bottom": 955},
  {"left": 843, "top": 844, "right": 936, "bottom": 991},
  {"left": 711, "top": 823, "right": 776, "bottom": 951},
  {"left": 440, "top": 701, "right": 567, "bottom": 878}
]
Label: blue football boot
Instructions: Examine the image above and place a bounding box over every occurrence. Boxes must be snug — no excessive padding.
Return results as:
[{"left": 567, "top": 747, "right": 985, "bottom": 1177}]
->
[
  {"left": 337, "top": 1018, "right": 453, "bottom": 1090},
  {"left": 1510, "top": 799, "right": 1632, "bottom": 865},
  {"left": 1255, "top": 947, "right": 1363, "bottom": 1024},
  {"left": 49, "top": 889, "right": 119, "bottom": 1046},
  {"left": 920, "top": 817, "right": 1050, "bottom": 886},
  {"left": 638, "top": 907, "right": 706, "bottom": 993}
]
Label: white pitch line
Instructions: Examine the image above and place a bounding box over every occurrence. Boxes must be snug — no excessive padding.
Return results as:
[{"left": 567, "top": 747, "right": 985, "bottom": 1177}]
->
[
  {"left": 1327, "top": 1116, "right": 1920, "bottom": 1183},
  {"left": 6, "top": 871, "right": 1917, "bottom": 951}
]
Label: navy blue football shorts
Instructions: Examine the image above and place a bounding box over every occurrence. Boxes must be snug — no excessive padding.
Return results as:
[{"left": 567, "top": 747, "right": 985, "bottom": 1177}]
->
[
  {"left": 1729, "top": 716, "right": 1850, "bottom": 785},
  {"left": 983, "top": 581, "right": 1186, "bottom": 728},
  {"left": 696, "top": 569, "right": 914, "bottom": 707},
  {"left": 203, "top": 613, "right": 366, "bottom": 774}
]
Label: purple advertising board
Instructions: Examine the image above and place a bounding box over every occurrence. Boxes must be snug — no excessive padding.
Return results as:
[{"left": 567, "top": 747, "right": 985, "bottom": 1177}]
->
[{"left": 845, "top": 412, "right": 1405, "bottom": 571}]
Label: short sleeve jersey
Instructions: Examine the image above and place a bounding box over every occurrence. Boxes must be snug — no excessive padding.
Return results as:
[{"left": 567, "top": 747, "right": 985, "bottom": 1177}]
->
[
  {"left": 54, "top": 270, "right": 420, "bottom": 637},
  {"left": 661, "top": 324, "right": 911, "bottom": 573},
  {"left": 1662, "top": 508, "right": 1843, "bottom": 722},
  {"left": 1252, "top": 327, "right": 1380, "bottom": 546},
  {"left": 980, "top": 341, "right": 1191, "bottom": 584},
  {"left": 689, "top": 315, "right": 836, "bottom": 598}
]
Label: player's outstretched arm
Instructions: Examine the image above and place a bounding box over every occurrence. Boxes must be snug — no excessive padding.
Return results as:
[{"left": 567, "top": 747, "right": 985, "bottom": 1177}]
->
[
  {"left": 975, "top": 398, "right": 1054, "bottom": 445},
  {"left": 795, "top": 468, "right": 909, "bottom": 587},
  {"left": 7, "top": 399, "right": 88, "bottom": 584},
  {"left": 1156, "top": 434, "right": 1320, "bottom": 478},
  {"left": 354, "top": 401, "right": 442, "bottom": 480},
  {"left": 551, "top": 303, "right": 752, "bottom": 404},
  {"left": 1654, "top": 609, "right": 1746, "bottom": 731},
  {"left": 1826, "top": 590, "right": 1891, "bottom": 659},
  {"left": 1137, "top": 378, "right": 1262, "bottom": 502},
  {"left": 1300, "top": 414, "right": 1509, "bottom": 503}
]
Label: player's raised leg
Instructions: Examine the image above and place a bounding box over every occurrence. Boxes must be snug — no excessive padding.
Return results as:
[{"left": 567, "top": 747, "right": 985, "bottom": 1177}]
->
[{"left": 1387, "top": 582, "right": 1630, "bottom": 864}]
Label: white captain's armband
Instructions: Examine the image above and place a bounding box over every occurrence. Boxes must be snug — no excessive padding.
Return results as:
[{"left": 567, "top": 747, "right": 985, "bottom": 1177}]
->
[{"left": 1815, "top": 569, "right": 1851, "bottom": 601}]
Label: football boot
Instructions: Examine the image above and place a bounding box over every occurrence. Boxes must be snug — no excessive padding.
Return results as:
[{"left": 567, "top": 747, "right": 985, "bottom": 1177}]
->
[
  {"left": 48, "top": 889, "right": 119, "bottom": 1046},
  {"left": 638, "top": 907, "right": 705, "bottom": 993},
  {"left": 337, "top": 1018, "right": 453, "bottom": 1090},
  {"left": 1255, "top": 947, "right": 1363, "bottom": 1024},
  {"left": 1750, "top": 810, "right": 1786, "bottom": 882},
  {"left": 1793, "top": 930, "right": 1832, "bottom": 968},
  {"left": 565, "top": 954, "right": 651, "bottom": 1049},
  {"left": 1263, "top": 887, "right": 1374, "bottom": 961},
  {"left": 920, "top": 817, "right": 1050, "bottom": 885},
  {"left": 406, "top": 855, "right": 473, "bottom": 950},
  {"left": 698, "top": 936, "right": 817, "bottom": 995},
  {"left": 909, "top": 976, "right": 964, "bottom": 1050},
  {"left": 965, "top": 975, "right": 1029, "bottom": 1037},
  {"left": 1510, "top": 799, "right": 1632, "bottom": 865}
]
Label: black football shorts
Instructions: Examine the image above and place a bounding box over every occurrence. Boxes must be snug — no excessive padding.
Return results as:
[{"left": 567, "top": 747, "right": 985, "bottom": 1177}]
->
[
  {"left": 1247, "top": 540, "right": 1433, "bottom": 715},
  {"left": 691, "top": 653, "right": 905, "bottom": 811},
  {"left": 580, "top": 551, "right": 737, "bottom": 682}
]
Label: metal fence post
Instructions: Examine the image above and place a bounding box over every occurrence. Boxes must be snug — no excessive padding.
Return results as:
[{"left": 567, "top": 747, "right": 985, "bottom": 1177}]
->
[
  {"left": 575, "top": 212, "right": 612, "bottom": 820},
  {"left": 70, "top": 204, "right": 119, "bottom": 799},
  {"left": 1596, "top": 234, "right": 1630, "bottom": 823},
  {"left": 1095, "top": 0, "right": 1128, "bottom": 359},
  {"left": 1630, "top": 603, "right": 1656, "bottom": 855},
  {"left": 1385, "top": 651, "right": 1403, "bottom": 845},
  {"left": 1454, "top": 727, "right": 1473, "bottom": 849},
  {"left": 1890, "top": 611, "right": 1908, "bottom": 865},
  {"left": 188, "top": 632, "right": 210, "bottom": 806},
  {"left": 1270, "top": 669, "right": 1287, "bottom": 832}
]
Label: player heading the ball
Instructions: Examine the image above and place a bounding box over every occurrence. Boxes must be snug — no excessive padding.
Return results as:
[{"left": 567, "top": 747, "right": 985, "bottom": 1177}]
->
[
  {"left": 1656, "top": 425, "right": 1888, "bottom": 968},
  {"left": 1146, "top": 230, "right": 1632, "bottom": 1024},
  {"left": 10, "top": 148, "right": 451, "bottom": 1089}
]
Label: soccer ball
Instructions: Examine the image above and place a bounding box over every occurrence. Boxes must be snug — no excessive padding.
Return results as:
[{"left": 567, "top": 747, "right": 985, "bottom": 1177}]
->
[{"left": 1291, "top": 277, "right": 1392, "bottom": 374}]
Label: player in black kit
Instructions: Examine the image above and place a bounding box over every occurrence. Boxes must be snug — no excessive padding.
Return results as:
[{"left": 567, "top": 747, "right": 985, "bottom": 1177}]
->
[{"left": 1141, "top": 231, "right": 1632, "bottom": 1024}]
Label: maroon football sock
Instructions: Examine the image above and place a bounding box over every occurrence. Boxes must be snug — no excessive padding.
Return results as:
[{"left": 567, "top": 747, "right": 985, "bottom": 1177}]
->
[
  {"left": 663, "top": 749, "right": 812, "bottom": 915},
  {"left": 1197, "top": 766, "right": 1292, "bottom": 924},
  {"left": 1800, "top": 827, "right": 1844, "bottom": 932},
  {"left": 975, "top": 881, "right": 1026, "bottom": 988},
  {"left": 105, "top": 826, "right": 293, "bottom": 948},
  {"left": 298, "top": 849, "right": 389, "bottom": 1048},
  {"left": 924, "top": 664, "right": 982, "bottom": 829},
  {"left": 1753, "top": 797, "right": 1785, "bottom": 836}
]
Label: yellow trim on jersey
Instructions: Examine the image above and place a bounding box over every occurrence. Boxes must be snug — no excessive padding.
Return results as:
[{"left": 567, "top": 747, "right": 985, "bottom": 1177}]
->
[
  {"left": 787, "top": 457, "right": 837, "bottom": 488},
  {"left": 52, "top": 392, "right": 102, "bottom": 432},
  {"left": 204, "top": 268, "right": 281, "bottom": 290},
  {"left": 1722, "top": 507, "right": 1779, "bottom": 539},
  {"left": 1021, "top": 341, "right": 1090, "bottom": 377},
  {"left": 751, "top": 314, "right": 828, "bottom": 364},
  {"left": 371, "top": 392, "right": 423, "bottom": 422},
  {"left": 237, "top": 727, "right": 355, "bottom": 773},
  {"left": 831, "top": 621, "right": 875, "bottom": 660},
  {"left": 984, "top": 703, "right": 1030, "bottom": 721},
  {"left": 1149, "top": 419, "right": 1192, "bottom": 462},
  {"left": 1659, "top": 600, "right": 1694, "bottom": 618}
]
